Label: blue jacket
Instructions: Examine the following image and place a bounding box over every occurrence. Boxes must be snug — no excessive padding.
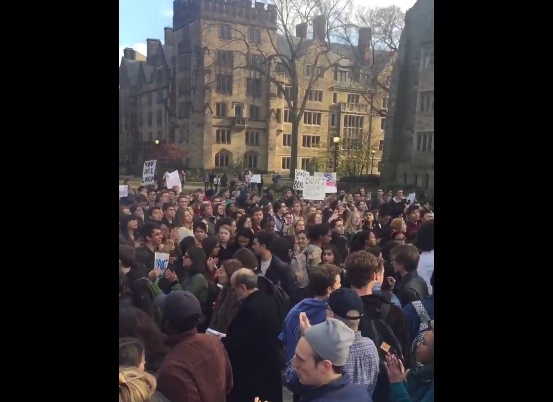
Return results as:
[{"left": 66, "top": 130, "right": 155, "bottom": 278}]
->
[
  {"left": 286, "top": 372, "right": 372, "bottom": 402},
  {"left": 372, "top": 283, "right": 402, "bottom": 307},
  {"left": 279, "top": 298, "right": 328, "bottom": 361},
  {"left": 402, "top": 296, "right": 434, "bottom": 344}
]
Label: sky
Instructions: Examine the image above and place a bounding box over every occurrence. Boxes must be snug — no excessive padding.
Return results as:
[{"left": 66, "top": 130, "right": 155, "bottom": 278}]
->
[{"left": 119, "top": 0, "right": 417, "bottom": 64}]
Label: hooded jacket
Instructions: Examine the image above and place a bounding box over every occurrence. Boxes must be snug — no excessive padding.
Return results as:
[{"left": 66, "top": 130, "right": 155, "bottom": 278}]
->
[{"left": 279, "top": 298, "right": 328, "bottom": 362}]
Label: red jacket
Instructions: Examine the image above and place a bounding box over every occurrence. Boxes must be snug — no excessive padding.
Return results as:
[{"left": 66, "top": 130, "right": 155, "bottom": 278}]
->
[{"left": 156, "top": 328, "right": 233, "bottom": 402}]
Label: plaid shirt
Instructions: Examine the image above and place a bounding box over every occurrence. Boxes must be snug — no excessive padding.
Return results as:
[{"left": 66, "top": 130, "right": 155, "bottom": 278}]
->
[
  {"left": 343, "top": 332, "right": 380, "bottom": 396},
  {"left": 284, "top": 332, "right": 380, "bottom": 396}
]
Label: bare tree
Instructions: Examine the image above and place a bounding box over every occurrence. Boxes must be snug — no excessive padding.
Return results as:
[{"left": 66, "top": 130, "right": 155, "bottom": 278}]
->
[{"left": 201, "top": 0, "right": 353, "bottom": 177}]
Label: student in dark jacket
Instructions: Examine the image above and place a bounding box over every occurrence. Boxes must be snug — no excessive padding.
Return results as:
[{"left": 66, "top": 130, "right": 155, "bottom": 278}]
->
[
  {"left": 391, "top": 244, "right": 429, "bottom": 307},
  {"left": 345, "top": 250, "right": 413, "bottom": 368},
  {"left": 403, "top": 272, "right": 434, "bottom": 344},
  {"left": 222, "top": 269, "right": 283, "bottom": 402},
  {"left": 252, "top": 231, "right": 298, "bottom": 300}
]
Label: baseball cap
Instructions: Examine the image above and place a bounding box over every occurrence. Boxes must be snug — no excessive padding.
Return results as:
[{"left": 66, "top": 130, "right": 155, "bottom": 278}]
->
[
  {"left": 328, "top": 288, "right": 364, "bottom": 320},
  {"left": 154, "top": 290, "right": 201, "bottom": 327}
]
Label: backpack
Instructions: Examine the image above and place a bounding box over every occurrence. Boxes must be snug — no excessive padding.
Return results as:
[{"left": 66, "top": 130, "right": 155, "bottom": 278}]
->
[
  {"left": 361, "top": 300, "right": 403, "bottom": 402},
  {"left": 411, "top": 300, "right": 434, "bottom": 368},
  {"left": 359, "top": 300, "right": 403, "bottom": 362}
]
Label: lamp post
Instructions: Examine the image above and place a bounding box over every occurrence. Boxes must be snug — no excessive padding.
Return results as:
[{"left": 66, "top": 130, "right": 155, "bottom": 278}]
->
[
  {"left": 370, "top": 149, "right": 376, "bottom": 174},
  {"left": 333, "top": 136, "right": 340, "bottom": 172},
  {"left": 154, "top": 139, "right": 160, "bottom": 145}
]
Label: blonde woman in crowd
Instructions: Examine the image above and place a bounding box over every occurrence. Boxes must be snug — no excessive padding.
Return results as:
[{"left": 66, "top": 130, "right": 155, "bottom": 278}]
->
[
  {"left": 175, "top": 208, "right": 194, "bottom": 243},
  {"left": 119, "top": 367, "right": 169, "bottom": 402},
  {"left": 285, "top": 218, "right": 306, "bottom": 237}
]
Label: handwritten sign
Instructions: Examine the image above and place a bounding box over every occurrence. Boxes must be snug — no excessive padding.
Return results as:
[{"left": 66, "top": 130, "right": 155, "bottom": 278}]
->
[
  {"left": 250, "top": 174, "right": 261, "bottom": 184},
  {"left": 407, "top": 192, "right": 416, "bottom": 204},
  {"left": 166, "top": 170, "right": 182, "bottom": 194},
  {"left": 119, "top": 185, "right": 128, "bottom": 197},
  {"left": 154, "top": 252, "right": 170, "bottom": 271},
  {"left": 294, "top": 169, "right": 310, "bottom": 190},
  {"left": 141, "top": 160, "right": 157, "bottom": 186},
  {"left": 314, "top": 172, "right": 337, "bottom": 193},
  {"left": 303, "top": 176, "right": 326, "bottom": 200}
]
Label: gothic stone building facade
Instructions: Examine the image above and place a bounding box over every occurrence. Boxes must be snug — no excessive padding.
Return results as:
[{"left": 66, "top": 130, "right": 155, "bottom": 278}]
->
[
  {"left": 119, "top": 0, "right": 393, "bottom": 174},
  {"left": 381, "top": 0, "right": 434, "bottom": 189}
]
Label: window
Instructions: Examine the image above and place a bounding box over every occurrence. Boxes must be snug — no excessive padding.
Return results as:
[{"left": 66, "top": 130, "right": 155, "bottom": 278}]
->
[
  {"left": 178, "top": 54, "right": 191, "bottom": 72},
  {"left": 275, "top": 108, "right": 282, "bottom": 123},
  {"left": 249, "top": 28, "right": 261, "bottom": 43},
  {"left": 216, "top": 129, "right": 231, "bottom": 144},
  {"left": 248, "top": 54, "right": 263, "bottom": 69},
  {"left": 279, "top": 86, "right": 292, "bottom": 99},
  {"left": 215, "top": 152, "right": 230, "bottom": 167},
  {"left": 347, "top": 94, "right": 360, "bottom": 104},
  {"left": 156, "top": 70, "right": 163, "bottom": 86},
  {"left": 157, "top": 110, "right": 163, "bottom": 125},
  {"left": 380, "top": 118, "right": 386, "bottom": 130},
  {"left": 216, "top": 74, "right": 233, "bottom": 92},
  {"left": 303, "top": 112, "right": 322, "bottom": 125},
  {"left": 245, "top": 131, "right": 260, "bottom": 146},
  {"left": 421, "top": 48, "right": 434, "bottom": 71},
  {"left": 246, "top": 78, "right": 262, "bottom": 97},
  {"left": 301, "top": 158, "right": 310, "bottom": 170},
  {"left": 403, "top": 173, "right": 407, "bottom": 184},
  {"left": 147, "top": 93, "right": 152, "bottom": 106},
  {"left": 382, "top": 97, "right": 388, "bottom": 109},
  {"left": 306, "top": 65, "right": 325, "bottom": 78},
  {"left": 282, "top": 134, "right": 292, "bottom": 146},
  {"left": 138, "top": 113, "right": 143, "bottom": 127},
  {"left": 219, "top": 24, "right": 232, "bottom": 39},
  {"left": 284, "top": 109, "right": 291, "bottom": 123},
  {"left": 332, "top": 92, "right": 338, "bottom": 104},
  {"left": 148, "top": 132, "right": 153, "bottom": 142},
  {"left": 157, "top": 131, "right": 162, "bottom": 141},
  {"left": 178, "top": 101, "right": 190, "bottom": 119},
  {"left": 245, "top": 153, "right": 258, "bottom": 168},
  {"left": 215, "top": 103, "right": 227, "bottom": 117},
  {"left": 302, "top": 135, "right": 321, "bottom": 148},
  {"left": 276, "top": 62, "right": 289, "bottom": 76},
  {"left": 330, "top": 113, "right": 337, "bottom": 127},
  {"left": 234, "top": 103, "right": 244, "bottom": 117},
  {"left": 178, "top": 77, "right": 190, "bottom": 97},
  {"left": 157, "top": 90, "right": 164, "bottom": 104},
  {"left": 307, "top": 90, "right": 323, "bottom": 102},
  {"left": 343, "top": 115, "right": 364, "bottom": 128},
  {"left": 216, "top": 50, "right": 234, "bottom": 67},
  {"left": 281, "top": 157, "right": 291, "bottom": 169},
  {"left": 377, "top": 161, "right": 382, "bottom": 172},
  {"left": 147, "top": 112, "right": 152, "bottom": 126},
  {"left": 416, "top": 132, "right": 434, "bottom": 151},
  {"left": 249, "top": 105, "right": 260, "bottom": 120},
  {"left": 179, "top": 129, "right": 189, "bottom": 143},
  {"left": 379, "top": 140, "right": 384, "bottom": 151},
  {"left": 334, "top": 69, "right": 349, "bottom": 82},
  {"left": 419, "top": 91, "right": 434, "bottom": 112}
]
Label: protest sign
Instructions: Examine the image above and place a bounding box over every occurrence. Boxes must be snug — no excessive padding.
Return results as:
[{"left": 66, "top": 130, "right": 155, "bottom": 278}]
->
[
  {"left": 251, "top": 174, "right": 261, "bottom": 183},
  {"left": 302, "top": 176, "right": 326, "bottom": 200},
  {"left": 154, "top": 252, "right": 170, "bottom": 271},
  {"left": 293, "top": 169, "right": 310, "bottom": 190},
  {"left": 407, "top": 192, "right": 417, "bottom": 204},
  {"left": 314, "top": 172, "right": 337, "bottom": 193},
  {"left": 166, "top": 170, "right": 182, "bottom": 194},
  {"left": 141, "top": 160, "right": 157, "bottom": 186},
  {"left": 119, "top": 185, "right": 128, "bottom": 197}
]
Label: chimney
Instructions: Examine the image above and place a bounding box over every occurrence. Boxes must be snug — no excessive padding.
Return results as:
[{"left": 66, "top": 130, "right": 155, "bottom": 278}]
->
[
  {"left": 296, "top": 23, "right": 307, "bottom": 38},
  {"left": 164, "top": 27, "right": 174, "bottom": 47},
  {"left": 312, "top": 15, "right": 326, "bottom": 42},
  {"left": 123, "top": 47, "right": 136, "bottom": 60},
  {"left": 357, "top": 27, "right": 372, "bottom": 62},
  {"left": 146, "top": 39, "right": 159, "bottom": 65}
]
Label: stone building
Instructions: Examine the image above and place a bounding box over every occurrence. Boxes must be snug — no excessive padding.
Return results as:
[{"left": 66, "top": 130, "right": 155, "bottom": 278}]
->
[
  {"left": 119, "top": 0, "right": 393, "bottom": 174},
  {"left": 381, "top": 0, "right": 434, "bottom": 189}
]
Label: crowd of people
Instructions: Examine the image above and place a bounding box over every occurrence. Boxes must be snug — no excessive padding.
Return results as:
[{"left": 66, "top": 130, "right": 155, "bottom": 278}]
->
[{"left": 119, "top": 180, "right": 435, "bottom": 402}]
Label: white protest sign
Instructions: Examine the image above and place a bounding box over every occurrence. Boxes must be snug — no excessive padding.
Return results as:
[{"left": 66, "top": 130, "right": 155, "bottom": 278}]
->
[
  {"left": 407, "top": 192, "right": 417, "bottom": 204},
  {"left": 314, "top": 172, "right": 337, "bottom": 193},
  {"left": 141, "top": 160, "right": 157, "bottom": 186},
  {"left": 302, "top": 176, "right": 327, "bottom": 200},
  {"left": 166, "top": 170, "right": 182, "bottom": 194},
  {"left": 251, "top": 174, "right": 261, "bottom": 183},
  {"left": 154, "top": 252, "right": 170, "bottom": 272},
  {"left": 119, "top": 185, "right": 128, "bottom": 197},
  {"left": 294, "top": 169, "right": 310, "bottom": 190}
]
